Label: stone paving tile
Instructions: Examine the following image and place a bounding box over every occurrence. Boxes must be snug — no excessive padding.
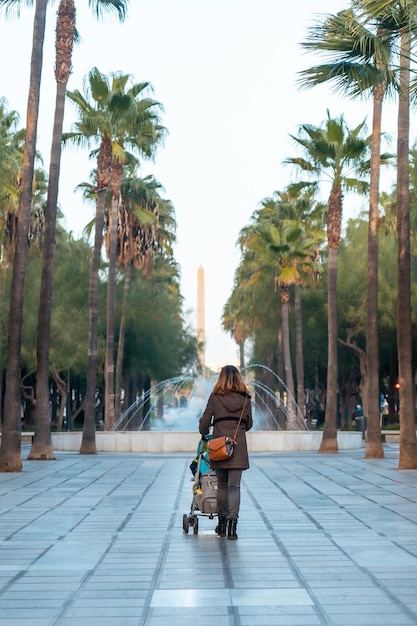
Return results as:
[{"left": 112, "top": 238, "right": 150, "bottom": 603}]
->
[
  {"left": 0, "top": 621, "right": 54, "bottom": 626},
  {"left": 0, "top": 445, "right": 416, "bottom": 625},
  {"left": 0, "top": 609, "right": 61, "bottom": 620},
  {"left": 58, "top": 620, "right": 140, "bottom": 626},
  {"left": 324, "top": 617, "right": 416, "bottom": 625},
  {"left": 144, "top": 611, "right": 232, "bottom": 626}
]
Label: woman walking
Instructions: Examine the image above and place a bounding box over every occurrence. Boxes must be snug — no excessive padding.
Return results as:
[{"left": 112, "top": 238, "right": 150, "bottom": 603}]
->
[{"left": 199, "top": 365, "right": 252, "bottom": 540}]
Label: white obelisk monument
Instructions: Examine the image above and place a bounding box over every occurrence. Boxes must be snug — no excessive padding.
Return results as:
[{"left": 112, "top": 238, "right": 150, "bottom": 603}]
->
[{"left": 197, "top": 266, "right": 205, "bottom": 368}]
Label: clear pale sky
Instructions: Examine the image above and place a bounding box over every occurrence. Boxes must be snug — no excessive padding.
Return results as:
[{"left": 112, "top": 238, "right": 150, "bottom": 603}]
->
[{"left": 1, "top": 0, "right": 401, "bottom": 371}]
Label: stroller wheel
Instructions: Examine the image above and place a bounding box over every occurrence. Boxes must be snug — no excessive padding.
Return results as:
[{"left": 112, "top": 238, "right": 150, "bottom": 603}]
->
[
  {"left": 193, "top": 516, "right": 199, "bottom": 534},
  {"left": 183, "top": 514, "right": 190, "bottom": 534}
]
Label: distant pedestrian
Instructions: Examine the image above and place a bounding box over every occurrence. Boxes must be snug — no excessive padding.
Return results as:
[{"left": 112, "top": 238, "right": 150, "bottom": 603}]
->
[{"left": 199, "top": 365, "right": 252, "bottom": 540}]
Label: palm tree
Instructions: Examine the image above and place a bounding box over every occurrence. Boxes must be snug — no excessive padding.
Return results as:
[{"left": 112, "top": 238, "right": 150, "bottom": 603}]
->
[
  {"left": 0, "top": 101, "right": 25, "bottom": 275},
  {"left": 65, "top": 67, "right": 165, "bottom": 446},
  {"left": 0, "top": 0, "right": 129, "bottom": 469},
  {"left": 222, "top": 297, "right": 251, "bottom": 370},
  {"left": 0, "top": 101, "right": 25, "bottom": 425},
  {"left": 101, "top": 74, "right": 165, "bottom": 431},
  {"left": 0, "top": 101, "right": 23, "bottom": 224},
  {"left": 0, "top": 0, "right": 48, "bottom": 472},
  {"left": 358, "top": 0, "right": 417, "bottom": 468},
  {"left": 29, "top": 0, "right": 75, "bottom": 461},
  {"left": 29, "top": 0, "right": 129, "bottom": 461},
  {"left": 269, "top": 186, "right": 326, "bottom": 420},
  {"left": 225, "top": 234, "right": 280, "bottom": 427},
  {"left": 65, "top": 72, "right": 117, "bottom": 453},
  {"left": 393, "top": 8, "right": 417, "bottom": 468},
  {"left": 114, "top": 174, "right": 176, "bottom": 424},
  {"left": 285, "top": 112, "right": 371, "bottom": 452},
  {"left": 243, "top": 196, "right": 324, "bottom": 429},
  {"left": 298, "top": 8, "right": 396, "bottom": 457}
]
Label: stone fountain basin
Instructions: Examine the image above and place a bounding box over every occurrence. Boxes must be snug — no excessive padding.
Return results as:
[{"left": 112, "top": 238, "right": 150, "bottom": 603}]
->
[{"left": 50, "top": 430, "right": 363, "bottom": 453}]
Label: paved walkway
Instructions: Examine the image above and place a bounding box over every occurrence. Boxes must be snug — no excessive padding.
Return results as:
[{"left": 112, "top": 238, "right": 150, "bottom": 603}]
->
[{"left": 0, "top": 443, "right": 416, "bottom": 625}]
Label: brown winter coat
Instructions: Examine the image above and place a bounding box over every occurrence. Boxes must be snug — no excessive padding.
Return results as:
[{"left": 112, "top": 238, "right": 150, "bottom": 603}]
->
[{"left": 199, "top": 391, "right": 253, "bottom": 469}]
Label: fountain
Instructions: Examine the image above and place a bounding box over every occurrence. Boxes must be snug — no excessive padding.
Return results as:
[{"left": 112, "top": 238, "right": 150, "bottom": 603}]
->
[
  {"left": 111, "top": 365, "right": 307, "bottom": 432},
  {"left": 50, "top": 366, "right": 363, "bottom": 452}
]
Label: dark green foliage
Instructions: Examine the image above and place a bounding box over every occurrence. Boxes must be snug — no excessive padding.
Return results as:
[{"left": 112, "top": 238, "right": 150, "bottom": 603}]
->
[{"left": 123, "top": 262, "right": 197, "bottom": 384}]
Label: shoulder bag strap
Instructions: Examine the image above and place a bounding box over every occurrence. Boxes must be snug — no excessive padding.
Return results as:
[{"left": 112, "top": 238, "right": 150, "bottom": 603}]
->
[{"left": 232, "top": 396, "right": 248, "bottom": 442}]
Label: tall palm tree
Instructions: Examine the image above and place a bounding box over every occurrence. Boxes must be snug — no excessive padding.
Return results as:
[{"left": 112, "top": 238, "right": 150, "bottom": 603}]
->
[
  {"left": 0, "top": 0, "right": 129, "bottom": 469},
  {"left": 65, "top": 72, "right": 118, "bottom": 453},
  {"left": 0, "top": 101, "right": 25, "bottom": 426},
  {"left": 223, "top": 238, "right": 264, "bottom": 373},
  {"left": 114, "top": 174, "right": 176, "bottom": 424},
  {"left": 65, "top": 67, "right": 165, "bottom": 446},
  {"left": 0, "top": 0, "right": 48, "bottom": 472},
  {"left": 231, "top": 225, "right": 283, "bottom": 427},
  {"left": 359, "top": 0, "right": 417, "bottom": 468},
  {"left": 285, "top": 112, "right": 371, "bottom": 452},
  {"left": 269, "top": 186, "right": 326, "bottom": 420},
  {"left": 393, "top": 8, "right": 417, "bottom": 468},
  {"left": 298, "top": 8, "right": 396, "bottom": 458},
  {"left": 101, "top": 74, "right": 165, "bottom": 431},
  {"left": 244, "top": 198, "right": 324, "bottom": 429},
  {"left": 29, "top": 0, "right": 75, "bottom": 461},
  {"left": 29, "top": 0, "right": 129, "bottom": 461}
]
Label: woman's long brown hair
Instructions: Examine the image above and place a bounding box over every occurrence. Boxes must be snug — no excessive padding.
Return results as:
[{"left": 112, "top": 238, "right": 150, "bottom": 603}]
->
[{"left": 212, "top": 365, "right": 249, "bottom": 396}]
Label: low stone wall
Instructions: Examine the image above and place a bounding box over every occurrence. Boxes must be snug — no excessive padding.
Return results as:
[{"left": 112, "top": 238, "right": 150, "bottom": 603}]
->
[
  {"left": 381, "top": 430, "right": 400, "bottom": 443},
  {"left": 50, "top": 430, "right": 363, "bottom": 453}
]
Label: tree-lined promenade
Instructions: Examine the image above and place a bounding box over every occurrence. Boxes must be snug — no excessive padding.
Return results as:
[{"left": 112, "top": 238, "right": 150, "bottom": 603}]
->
[{"left": 0, "top": 0, "right": 417, "bottom": 471}]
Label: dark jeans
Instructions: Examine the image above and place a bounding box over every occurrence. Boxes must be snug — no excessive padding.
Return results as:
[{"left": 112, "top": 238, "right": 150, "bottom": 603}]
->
[{"left": 215, "top": 468, "right": 243, "bottom": 520}]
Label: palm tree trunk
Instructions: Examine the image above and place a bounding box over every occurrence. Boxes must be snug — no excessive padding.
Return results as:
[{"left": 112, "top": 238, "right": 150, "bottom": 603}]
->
[
  {"left": 320, "top": 246, "right": 339, "bottom": 453},
  {"left": 365, "top": 82, "right": 384, "bottom": 459},
  {"left": 294, "top": 286, "right": 306, "bottom": 422},
  {"left": 80, "top": 188, "right": 107, "bottom": 454},
  {"left": 280, "top": 288, "right": 299, "bottom": 429},
  {"left": 397, "top": 31, "right": 417, "bottom": 469},
  {"left": 0, "top": 260, "right": 8, "bottom": 426},
  {"left": 52, "top": 369, "right": 67, "bottom": 432},
  {"left": 263, "top": 346, "right": 276, "bottom": 429},
  {"left": 81, "top": 132, "right": 112, "bottom": 453},
  {"left": 0, "top": 0, "right": 48, "bottom": 472},
  {"left": 277, "top": 325, "right": 286, "bottom": 429},
  {"left": 239, "top": 340, "right": 245, "bottom": 370},
  {"left": 114, "top": 261, "right": 132, "bottom": 425},
  {"left": 142, "top": 375, "right": 151, "bottom": 430},
  {"left": 104, "top": 172, "right": 122, "bottom": 430},
  {"left": 29, "top": 0, "right": 75, "bottom": 460},
  {"left": 29, "top": 88, "right": 68, "bottom": 460}
]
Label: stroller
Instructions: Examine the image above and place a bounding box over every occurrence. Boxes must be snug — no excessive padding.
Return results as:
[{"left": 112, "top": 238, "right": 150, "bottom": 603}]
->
[{"left": 183, "top": 436, "right": 217, "bottom": 534}]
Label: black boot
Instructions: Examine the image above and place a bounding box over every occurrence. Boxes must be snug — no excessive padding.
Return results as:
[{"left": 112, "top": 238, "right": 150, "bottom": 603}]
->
[
  {"left": 227, "top": 518, "right": 238, "bottom": 540},
  {"left": 215, "top": 516, "right": 227, "bottom": 537}
]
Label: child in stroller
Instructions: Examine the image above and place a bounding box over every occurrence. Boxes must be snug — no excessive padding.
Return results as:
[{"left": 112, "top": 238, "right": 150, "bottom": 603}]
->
[{"left": 183, "top": 436, "right": 217, "bottom": 534}]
